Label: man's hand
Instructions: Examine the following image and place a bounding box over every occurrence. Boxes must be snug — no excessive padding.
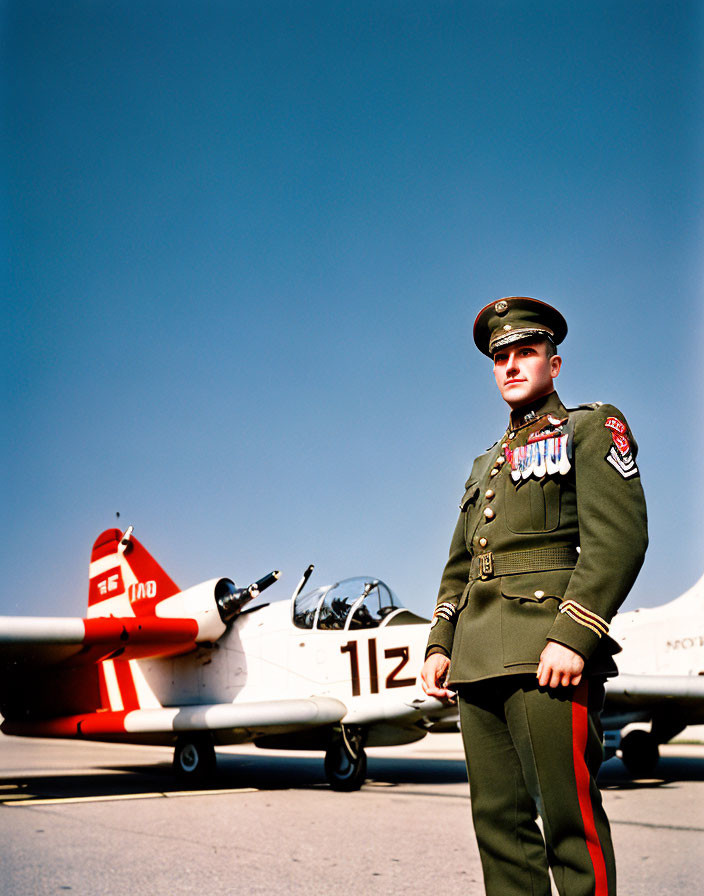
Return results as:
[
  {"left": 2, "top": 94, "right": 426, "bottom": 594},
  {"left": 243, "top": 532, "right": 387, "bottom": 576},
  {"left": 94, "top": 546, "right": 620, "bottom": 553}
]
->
[
  {"left": 420, "top": 653, "right": 454, "bottom": 700},
  {"left": 537, "top": 641, "right": 584, "bottom": 688}
]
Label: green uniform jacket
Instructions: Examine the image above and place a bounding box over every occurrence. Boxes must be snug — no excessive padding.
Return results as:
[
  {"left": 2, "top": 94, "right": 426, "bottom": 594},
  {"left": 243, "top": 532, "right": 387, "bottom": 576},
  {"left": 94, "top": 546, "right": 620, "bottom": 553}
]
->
[{"left": 427, "top": 391, "right": 648, "bottom": 684}]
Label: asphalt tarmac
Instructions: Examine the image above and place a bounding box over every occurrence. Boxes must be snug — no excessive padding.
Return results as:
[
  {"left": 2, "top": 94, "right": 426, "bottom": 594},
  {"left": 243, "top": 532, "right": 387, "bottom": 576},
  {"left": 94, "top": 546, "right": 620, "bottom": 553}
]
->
[{"left": 1, "top": 733, "right": 702, "bottom": 895}]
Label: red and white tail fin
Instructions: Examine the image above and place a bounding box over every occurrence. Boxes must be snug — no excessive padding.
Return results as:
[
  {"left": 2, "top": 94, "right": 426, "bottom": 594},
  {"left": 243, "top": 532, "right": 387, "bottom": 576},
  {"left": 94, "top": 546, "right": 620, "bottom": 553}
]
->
[
  {"left": 87, "top": 527, "right": 186, "bottom": 715},
  {"left": 88, "top": 527, "right": 180, "bottom": 618}
]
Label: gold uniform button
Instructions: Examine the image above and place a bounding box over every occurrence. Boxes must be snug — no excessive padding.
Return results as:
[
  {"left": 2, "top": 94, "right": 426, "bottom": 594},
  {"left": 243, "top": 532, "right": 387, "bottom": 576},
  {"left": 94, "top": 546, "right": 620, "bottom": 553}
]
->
[
  {"left": 496, "top": 456, "right": 505, "bottom": 466},
  {"left": 490, "top": 468, "right": 499, "bottom": 477},
  {"left": 483, "top": 507, "right": 495, "bottom": 520},
  {"left": 478, "top": 537, "right": 488, "bottom": 548},
  {"left": 534, "top": 590, "right": 545, "bottom": 598},
  {"left": 509, "top": 431, "right": 515, "bottom": 439},
  {"left": 485, "top": 489, "right": 495, "bottom": 499}
]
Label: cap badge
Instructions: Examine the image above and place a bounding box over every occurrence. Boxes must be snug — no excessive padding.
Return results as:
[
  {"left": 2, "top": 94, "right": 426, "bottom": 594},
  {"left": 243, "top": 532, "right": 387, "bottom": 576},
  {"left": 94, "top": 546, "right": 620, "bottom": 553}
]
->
[
  {"left": 503, "top": 324, "right": 512, "bottom": 331},
  {"left": 494, "top": 301, "right": 508, "bottom": 314}
]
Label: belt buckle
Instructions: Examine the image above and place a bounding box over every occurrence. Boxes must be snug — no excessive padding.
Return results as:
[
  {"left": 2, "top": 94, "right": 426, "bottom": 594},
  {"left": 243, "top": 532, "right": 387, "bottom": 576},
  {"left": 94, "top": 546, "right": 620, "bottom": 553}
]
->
[{"left": 480, "top": 551, "right": 494, "bottom": 579}]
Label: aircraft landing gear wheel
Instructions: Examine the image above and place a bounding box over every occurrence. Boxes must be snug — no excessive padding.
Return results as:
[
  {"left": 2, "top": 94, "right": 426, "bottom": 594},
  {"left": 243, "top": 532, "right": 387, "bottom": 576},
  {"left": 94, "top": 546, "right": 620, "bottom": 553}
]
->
[
  {"left": 619, "top": 729, "right": 660, "bottom": 777},
  {"left": 325, "top": 730, "right": 367, "bottom": 792},
  {"left": 173, "top": 735, "right": 216, "bottom": 782}
]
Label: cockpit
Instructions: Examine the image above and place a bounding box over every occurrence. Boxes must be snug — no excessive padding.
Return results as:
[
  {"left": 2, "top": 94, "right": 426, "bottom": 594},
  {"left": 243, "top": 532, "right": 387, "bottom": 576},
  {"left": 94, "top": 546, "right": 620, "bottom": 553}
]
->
[{"left": 293, "top": 577, "right": 407, "bottom": 630}]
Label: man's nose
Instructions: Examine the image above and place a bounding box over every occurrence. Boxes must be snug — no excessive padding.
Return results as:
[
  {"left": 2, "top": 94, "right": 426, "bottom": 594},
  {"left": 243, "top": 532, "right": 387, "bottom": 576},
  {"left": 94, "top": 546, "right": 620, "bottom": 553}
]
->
[{"left": 506, "top": 352, "right": 519, "bottom": 375}]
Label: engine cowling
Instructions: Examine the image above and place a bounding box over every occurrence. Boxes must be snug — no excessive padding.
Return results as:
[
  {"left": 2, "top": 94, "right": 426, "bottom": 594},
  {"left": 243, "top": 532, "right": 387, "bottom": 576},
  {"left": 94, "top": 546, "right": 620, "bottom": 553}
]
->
[
  {"left": 215, "top": 571, "right": 280, "bottom": 623},
  {"left": 155, "top": 578, "right": 233, "bottom": 642},
  {"left": 154, "top": 570, "right": 280, "bottom": 642}
]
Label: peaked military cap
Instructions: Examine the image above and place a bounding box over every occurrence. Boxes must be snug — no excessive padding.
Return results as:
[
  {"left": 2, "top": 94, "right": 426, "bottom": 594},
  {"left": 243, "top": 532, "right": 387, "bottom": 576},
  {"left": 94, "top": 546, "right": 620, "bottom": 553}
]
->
[{"left": 473, "top": 297, "right": 568, "bottom": 357}]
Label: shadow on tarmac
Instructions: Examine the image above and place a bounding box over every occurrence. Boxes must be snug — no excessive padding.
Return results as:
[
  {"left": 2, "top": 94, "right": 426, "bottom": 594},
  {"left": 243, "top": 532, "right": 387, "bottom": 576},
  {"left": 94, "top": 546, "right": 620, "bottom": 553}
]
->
[
  {"left": 599, "top": 753, "right": 704, "bottom": 790},
  {"left": 2, "top": 750, "right": 702, "bottom": 804},
  {"left": 0, "top": 752, "right": 470, "bottom": 803}
]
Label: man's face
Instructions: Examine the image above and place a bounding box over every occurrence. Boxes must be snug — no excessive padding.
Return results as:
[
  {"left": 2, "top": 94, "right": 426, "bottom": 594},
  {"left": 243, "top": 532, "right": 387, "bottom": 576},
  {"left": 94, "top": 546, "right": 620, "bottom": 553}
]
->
[{"left": 492, "top": 339, "right": 562, "bottom": 410}]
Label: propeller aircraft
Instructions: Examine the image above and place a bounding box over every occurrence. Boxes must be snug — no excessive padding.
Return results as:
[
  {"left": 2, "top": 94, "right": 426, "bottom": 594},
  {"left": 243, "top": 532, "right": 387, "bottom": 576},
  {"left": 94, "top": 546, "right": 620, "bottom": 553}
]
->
[
  {"left": 2, "top": 527, "right": 702, "bottom": 787},
  {"left": 604, "top": 572, "right": 704, "bottom": 775},
  {"left": 0, "top": 527, "right": 454, "bottom": 790}
]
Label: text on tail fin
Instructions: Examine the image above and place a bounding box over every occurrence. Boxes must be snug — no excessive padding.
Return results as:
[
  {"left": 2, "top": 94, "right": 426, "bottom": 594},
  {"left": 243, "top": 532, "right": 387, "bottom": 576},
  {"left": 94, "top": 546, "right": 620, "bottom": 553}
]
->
[{"left": 88, "top": 527, "right": 180, "bottom": 615}]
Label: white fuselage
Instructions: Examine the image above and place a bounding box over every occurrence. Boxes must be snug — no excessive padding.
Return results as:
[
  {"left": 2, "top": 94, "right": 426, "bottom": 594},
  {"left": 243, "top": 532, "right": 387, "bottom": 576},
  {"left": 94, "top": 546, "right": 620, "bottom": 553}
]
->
[
  {"left": 126, "top": 600, "right": 434, "bottom": 743},
  {"left": 610, "top": 575, "right": 704, "bottom": 677}
]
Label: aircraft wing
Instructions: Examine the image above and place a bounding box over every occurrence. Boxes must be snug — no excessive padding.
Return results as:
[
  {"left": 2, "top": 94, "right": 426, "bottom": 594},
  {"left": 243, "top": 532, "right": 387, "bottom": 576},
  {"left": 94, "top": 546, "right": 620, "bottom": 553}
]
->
[
  {"left": 605, "top": 673, "right": 704, "bottom": 723},
  {"left": 1, "top": 697, "right": 347, "bottom": 740},
  {"left": 341, "top": 693, "right": 457, "bottom": 726},
  {"left": 606, "top": 673, "right": 704, "bottom": 704},
  {"left": 0, "top": 615, "right": 202, "bottom": 724},
  {"left": 0, "top": 615, "right": 200, "bottom": 668}
]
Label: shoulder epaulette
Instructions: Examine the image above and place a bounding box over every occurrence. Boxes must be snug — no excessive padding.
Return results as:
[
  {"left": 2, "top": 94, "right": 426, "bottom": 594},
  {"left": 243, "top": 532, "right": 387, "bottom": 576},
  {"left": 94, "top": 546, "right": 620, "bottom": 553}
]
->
[{"left": 567, "top": 401, "right": 603, "bottom": 412}]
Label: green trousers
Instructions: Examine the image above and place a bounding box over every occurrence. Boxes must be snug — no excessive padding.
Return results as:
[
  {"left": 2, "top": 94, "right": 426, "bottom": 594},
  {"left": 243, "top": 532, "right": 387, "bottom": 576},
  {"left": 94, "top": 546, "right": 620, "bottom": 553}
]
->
[{"left": 458, "top": 675, "right": 616, "bottom": 896}]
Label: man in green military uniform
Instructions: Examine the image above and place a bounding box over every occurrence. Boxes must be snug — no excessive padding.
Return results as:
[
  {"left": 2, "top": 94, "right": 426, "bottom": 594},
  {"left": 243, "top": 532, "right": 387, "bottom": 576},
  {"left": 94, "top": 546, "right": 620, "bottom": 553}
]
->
[{"left": 421, "top": 297, "right": 647, "bottom": 896}]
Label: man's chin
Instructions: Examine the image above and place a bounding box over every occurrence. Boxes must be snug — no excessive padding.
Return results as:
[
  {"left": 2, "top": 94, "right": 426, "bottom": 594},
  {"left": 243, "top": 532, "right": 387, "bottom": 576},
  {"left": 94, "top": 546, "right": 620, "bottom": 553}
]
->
[
  {"left": 504, "top": 386, "right": 555, "bottom": 410},
  {"left": 502, "top": 386, "right": 529, "bottom": 406}
]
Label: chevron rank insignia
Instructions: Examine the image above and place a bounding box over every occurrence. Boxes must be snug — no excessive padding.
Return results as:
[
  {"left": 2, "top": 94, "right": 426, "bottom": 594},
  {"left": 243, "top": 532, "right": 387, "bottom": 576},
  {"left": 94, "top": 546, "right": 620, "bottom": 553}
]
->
[
  {"left": 431, "top": 602, "right": 458, "bottom": 628},
  {"left": 604, "top": 418, "right": 639, "bottom": 479}
]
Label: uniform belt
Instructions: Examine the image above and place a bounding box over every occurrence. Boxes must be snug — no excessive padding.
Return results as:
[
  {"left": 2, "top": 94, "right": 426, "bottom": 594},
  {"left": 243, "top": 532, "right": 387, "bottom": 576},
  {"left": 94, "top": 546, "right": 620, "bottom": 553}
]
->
[{"left": 470, "top": 546, "right": 579, "bottom": 580}]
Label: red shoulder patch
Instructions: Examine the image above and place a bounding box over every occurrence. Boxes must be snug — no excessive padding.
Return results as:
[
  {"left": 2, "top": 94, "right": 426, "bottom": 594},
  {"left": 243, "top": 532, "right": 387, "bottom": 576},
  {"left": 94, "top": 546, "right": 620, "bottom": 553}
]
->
[
  {"left": 604, "top": 416, "right": 626, "bottom": 435},
  {"left": 611, "top": 432, "right": 630, "bottom": 454}
]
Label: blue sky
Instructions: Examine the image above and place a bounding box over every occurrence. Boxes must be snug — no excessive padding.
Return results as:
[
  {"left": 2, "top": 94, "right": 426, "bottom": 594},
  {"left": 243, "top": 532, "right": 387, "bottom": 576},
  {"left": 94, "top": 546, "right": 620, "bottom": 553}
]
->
[{"left": 2, "top": 1, "right": 702, "bottom": 619}]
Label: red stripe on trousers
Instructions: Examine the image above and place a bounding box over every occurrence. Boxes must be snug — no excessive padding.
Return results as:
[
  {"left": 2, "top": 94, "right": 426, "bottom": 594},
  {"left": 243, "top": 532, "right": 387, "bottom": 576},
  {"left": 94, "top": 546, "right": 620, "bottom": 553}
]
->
[{"left": 572, "top": 679, "right": 608, "bottom": 896}]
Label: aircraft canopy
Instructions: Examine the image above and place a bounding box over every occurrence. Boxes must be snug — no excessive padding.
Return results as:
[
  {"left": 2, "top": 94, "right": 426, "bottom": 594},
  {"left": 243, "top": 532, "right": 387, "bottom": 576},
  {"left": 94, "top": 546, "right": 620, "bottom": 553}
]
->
[{"left": 293, "top": 577, "right": 403, "bottom": 630}]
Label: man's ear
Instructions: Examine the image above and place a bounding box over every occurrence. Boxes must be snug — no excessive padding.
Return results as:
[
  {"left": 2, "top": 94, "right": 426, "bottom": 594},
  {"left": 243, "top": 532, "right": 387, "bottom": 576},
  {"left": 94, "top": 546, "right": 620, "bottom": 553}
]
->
[{"left": 550, "top": 355, "right": 562, "bottom": 379}]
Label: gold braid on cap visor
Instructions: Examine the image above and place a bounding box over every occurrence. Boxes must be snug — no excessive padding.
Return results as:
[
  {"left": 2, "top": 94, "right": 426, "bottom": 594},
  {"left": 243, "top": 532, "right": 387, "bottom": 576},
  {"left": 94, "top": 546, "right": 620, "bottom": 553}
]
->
[{"left": 489, "top": 326, "right": 555, "bottom": 354}]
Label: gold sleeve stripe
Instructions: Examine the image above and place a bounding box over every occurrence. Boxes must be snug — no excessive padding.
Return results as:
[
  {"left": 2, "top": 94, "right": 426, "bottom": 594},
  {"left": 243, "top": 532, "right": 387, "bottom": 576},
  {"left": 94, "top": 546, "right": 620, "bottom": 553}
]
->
[
  {"left": 559, "top": 600, "right": 609, "bottom": 631},
  {"left": 560, "top": 610, "right": 604, "bottom": 637},
  {"left": 558, "top": 600, "right": 609, "bottom": 637},
  {"left": 433, "top": 602, "right": 458, "bottom": 623},
  {"left": 434, "top": 609, "right": 455, "bottom": 621},
  {"left": 435, "top": 602, "right": 456, "bottom": 614}
]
